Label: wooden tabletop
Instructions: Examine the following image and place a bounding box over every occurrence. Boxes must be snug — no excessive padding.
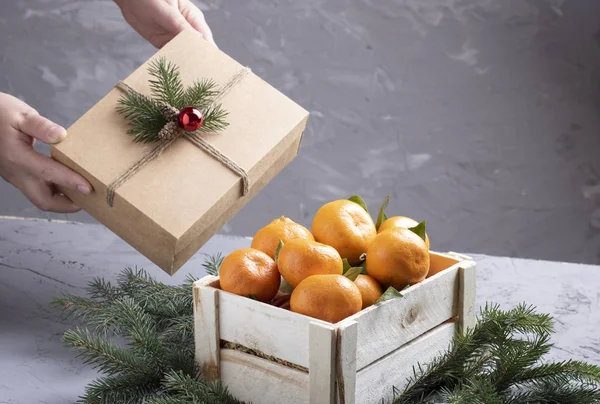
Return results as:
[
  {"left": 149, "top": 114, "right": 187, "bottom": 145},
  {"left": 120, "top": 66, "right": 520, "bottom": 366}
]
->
[{"left": 1, "top": 216, "right": 599, "bottom": 403}]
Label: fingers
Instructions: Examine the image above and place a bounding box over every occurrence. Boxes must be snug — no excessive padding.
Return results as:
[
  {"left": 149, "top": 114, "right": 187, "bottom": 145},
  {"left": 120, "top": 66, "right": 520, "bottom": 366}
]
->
[
  {"left": 20, "top": 177, "right": 81, "bottom": 214},
  {"left": 181, "top": 0, "right": 217, "bottom": 47},
  {"left": 16, "top": 109, "right": 67, "bottom": 144},
  {"left": 21, "top": 148, "right": 92, "bottom": 195}
]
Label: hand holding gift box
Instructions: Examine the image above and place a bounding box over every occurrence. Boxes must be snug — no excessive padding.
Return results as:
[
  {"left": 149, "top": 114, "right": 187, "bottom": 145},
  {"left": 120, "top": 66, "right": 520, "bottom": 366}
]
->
[{"left": 51, "top": 30, "right": 309, "bottom": 274}]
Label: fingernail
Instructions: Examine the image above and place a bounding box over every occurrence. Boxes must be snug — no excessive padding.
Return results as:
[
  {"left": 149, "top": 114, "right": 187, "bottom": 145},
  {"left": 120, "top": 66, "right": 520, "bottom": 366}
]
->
[
  {"left": 76, "top": 184, "right": 91, "bottom": 195},
  {"left": 49, "top": 126, "right": 67, "bottom": 144}
]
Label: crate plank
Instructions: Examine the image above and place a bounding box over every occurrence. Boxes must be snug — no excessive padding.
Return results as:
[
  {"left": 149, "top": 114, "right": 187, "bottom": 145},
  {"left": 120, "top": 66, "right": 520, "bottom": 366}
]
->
[
  {"left": 309, "top": 322, "right": 337, "bottom": 403},
  {"left": 459, "top": 261, "right": 477, "bottom": 331},
  {"left": 193, "top": 277, "right": 221, "bottom": 381},
  {"left": 355, "top": 322, "right": 457, "bottom": 404},
  {"left": 341, "top": 265, "right": 460, "bottom": 371},
  {"left": 335, "top": 321, "right": 358, "bottom": 404},
  {"left": 218, "top": 287, "right": 329, "bottom": 368},
  {"left": 428, "top": 251, "right": 460, "bottom": 277},
  {"left": 221, "top": 349, "right": 309, "bottom": 404}
]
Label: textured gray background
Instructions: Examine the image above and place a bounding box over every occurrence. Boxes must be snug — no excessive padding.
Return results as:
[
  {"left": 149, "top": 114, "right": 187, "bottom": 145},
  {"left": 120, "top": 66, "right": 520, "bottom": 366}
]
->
[{"left": 1, "top": 0, "right": 599, "bottom": 264}]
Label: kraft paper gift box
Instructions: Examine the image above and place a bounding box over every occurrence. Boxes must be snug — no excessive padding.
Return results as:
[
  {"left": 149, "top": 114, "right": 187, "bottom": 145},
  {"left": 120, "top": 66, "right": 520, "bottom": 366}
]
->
[{"left": 51, "top": 30, "right": 309, "bottom": 275}]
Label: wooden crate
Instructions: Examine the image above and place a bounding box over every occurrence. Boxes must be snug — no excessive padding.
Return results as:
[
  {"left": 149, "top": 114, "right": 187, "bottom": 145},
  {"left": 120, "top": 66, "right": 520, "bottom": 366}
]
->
[{"left": 193, "top": 251, "right": 476, "bottom": 404}]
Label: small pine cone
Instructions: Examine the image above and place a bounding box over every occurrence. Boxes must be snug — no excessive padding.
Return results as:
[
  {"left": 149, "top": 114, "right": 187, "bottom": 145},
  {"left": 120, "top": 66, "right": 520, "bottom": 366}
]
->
[
  {"left": 159, "top": 104, "right": 180, "bottom": 121},
  {"left": 158, "top": 121, "right": 181, "bottom": 140}
]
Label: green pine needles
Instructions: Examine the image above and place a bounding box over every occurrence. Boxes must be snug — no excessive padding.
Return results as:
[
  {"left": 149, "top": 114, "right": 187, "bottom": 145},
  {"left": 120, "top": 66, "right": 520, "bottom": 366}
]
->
[
  {"left": 53, "top": 257, "right": 600, "bottom": 404},
  {"left": 116, "top": 57, "right": 229, "bottom": 143},
  {"left": 393, "top": 303, "right": 600, "bottom": 403}
]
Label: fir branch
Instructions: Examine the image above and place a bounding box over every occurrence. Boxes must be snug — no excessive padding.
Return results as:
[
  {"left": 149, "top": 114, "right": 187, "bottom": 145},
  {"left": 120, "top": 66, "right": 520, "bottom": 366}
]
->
[
  {"left": 513, "top": 360, "right": 600, "bottom": 389},
  {"left": 200, "top": 103, "right": 229, "bottom": 133},
  {"left": 79, "top": 372, "right": 159, "bottom": 404},
  {"left": 505, "top": 381, "right": 600, "bottom": 404},
  {"left": 183, "top": 79, "right": 220, "bottom": 111},
  {"left": 116, "top": 91, "right": 167, "bottom": 144},
  {"left": 110, "top": 297, "right": 165, "bottom": 362},
  {"left": 489, "top": 333, "right": 553, "bottom": 391},
  {"left": 86, "top": 277, "right": 123, "bottom": 301},
  {"left": 437, "top": 378, "right": 504, "bottom": 404},
  {"left": 63, "top": 328, "right": 156, "bottom": 377},
  {"left": 161, "top": 314, "right": 194, "bottom": 344},
  {"left": 202, "top": 253, "right": 224, "bottom": 276},
  {"left": 160, "top": 370, "right": 245, "bottom": 404},
  {"left": 148, "top": 57, "right": 186, "bottom": 109}
]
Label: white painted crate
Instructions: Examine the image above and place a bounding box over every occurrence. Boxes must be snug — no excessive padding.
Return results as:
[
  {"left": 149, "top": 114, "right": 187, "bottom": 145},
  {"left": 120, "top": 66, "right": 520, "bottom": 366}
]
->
[{"left": 193, "top": 251, "right": 476, "bottom": 404}]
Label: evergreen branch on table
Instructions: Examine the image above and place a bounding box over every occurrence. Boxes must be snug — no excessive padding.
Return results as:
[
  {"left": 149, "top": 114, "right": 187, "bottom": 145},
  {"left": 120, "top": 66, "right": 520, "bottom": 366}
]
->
[
  {"left": 63, "top": 328, "right": 156, "bottom": 376},
  {"left": 393, "top": 303, "right": 600, "bottom": 404},
  {"left": 202, "top": 252, "right": 224, "bottom": 276},
  {"left": 148, "top": 57, "right": 186, "bottom": 109},
  {"left": 86, "top": 277, "right": 123, "bottom": 301},
  {"left": 504, "top": 381, "right": 600, "bottom": 404},
  {"left": 437, "top": 378, "right": 505, "bottom": 404},
  {"left": 157, "top": 370, "right": 242, "bottom": 404},
  {"left": 79, "top": 372, "right": 159, "bottom": 404}
]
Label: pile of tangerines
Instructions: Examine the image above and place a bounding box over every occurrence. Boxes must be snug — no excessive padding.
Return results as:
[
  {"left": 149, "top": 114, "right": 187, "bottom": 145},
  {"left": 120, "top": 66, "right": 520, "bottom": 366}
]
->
[{"left": 218, "top": 196, "right": 431, "bottom": 324}]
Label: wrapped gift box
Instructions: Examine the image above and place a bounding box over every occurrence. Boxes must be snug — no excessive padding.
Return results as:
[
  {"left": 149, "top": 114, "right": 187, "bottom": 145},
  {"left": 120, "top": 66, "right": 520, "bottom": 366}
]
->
[{"left": 51, "top": 30, "right": 309, "bottom": 274}]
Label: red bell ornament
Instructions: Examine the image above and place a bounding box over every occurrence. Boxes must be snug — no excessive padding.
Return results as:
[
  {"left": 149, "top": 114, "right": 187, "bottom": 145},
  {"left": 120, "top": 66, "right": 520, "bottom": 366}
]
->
[{"left": 177, "top": 106, "right": 204, "bottom": 131}]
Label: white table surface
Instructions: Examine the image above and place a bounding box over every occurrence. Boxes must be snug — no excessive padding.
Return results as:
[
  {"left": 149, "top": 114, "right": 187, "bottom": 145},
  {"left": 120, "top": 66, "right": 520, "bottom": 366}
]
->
[{"left": 1, "top": 216, "right": 599, "bottom": 403}]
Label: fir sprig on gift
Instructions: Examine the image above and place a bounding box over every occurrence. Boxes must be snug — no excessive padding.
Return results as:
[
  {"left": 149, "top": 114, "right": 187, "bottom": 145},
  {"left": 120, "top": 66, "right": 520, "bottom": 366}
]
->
[
  {"left": 116, "top": 57, "right": 229, "bottom": 144},
  {"left": 53, "top": 257, "right": 600, "bottom": 404}
]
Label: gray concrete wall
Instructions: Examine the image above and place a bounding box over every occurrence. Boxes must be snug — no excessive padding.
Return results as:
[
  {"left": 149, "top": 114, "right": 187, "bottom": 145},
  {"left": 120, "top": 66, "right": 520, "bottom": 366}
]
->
[{"left": 1, "top": 0, "right": 599, "bottom": 264}]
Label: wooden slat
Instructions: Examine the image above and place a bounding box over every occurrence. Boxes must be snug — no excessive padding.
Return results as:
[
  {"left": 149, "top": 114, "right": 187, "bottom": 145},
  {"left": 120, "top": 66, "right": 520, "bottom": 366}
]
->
[
  {"left": 335, "top": 321, "right": 358, "bottom": 404},
  {"left": 309, "top": 322, "right": 337, "bottom": 404},
  {"left": 355, "top": 322, "right": 457, "bottom": 404},
  {"left": 458, "top": 261, "right": 477, "bottom": 332},
  {"left": 428, "top": 251, "right": 461, "bottom": 278},
  {"left": 218, "top": 288, "right": 329, "bottom": 368},
  {"left": 340, "top": 264, "right": 460, "bottom": 371},
  {"left": 193, "top": 278, "right": 221, "bottom": 381},
  {"left": 220, "top": 349, "right": 309, "bottom": 404}
]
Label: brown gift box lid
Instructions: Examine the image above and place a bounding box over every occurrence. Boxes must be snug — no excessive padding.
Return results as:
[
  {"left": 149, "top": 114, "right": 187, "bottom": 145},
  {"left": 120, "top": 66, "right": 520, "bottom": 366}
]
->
[{"left": 50, "top": 30, "right": 309, "bottom": 275}]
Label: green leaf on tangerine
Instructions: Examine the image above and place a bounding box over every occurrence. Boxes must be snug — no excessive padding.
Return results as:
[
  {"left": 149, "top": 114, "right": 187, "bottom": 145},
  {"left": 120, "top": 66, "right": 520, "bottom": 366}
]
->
[
  {"left": 375, "top": 195, "right": 390, "bottom": 230},
  {"left": 274, "top": 240, "right": 284, "bottom": 263},
  {"left": 342, "top": 258, "right": 352, "bottom": 273},
  {"left": 408, "top": 221, "right": 427, "bottom": 243},
  {"left": 376, "top": 286, "right": 404, "bottom": 304},
  {"left": 359, "top": 260, "right": 368, "bottom": 274},
  {"left": 348, "top": 195, "right": 369, "bottom": 213},
  {"left": 344, "top": 267, "right": 363, "bottom": 282}
]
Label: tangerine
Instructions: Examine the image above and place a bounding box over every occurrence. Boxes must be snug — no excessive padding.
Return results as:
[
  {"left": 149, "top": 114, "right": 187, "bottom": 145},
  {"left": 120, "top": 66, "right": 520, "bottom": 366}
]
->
[
  {"left": 311, "top": 200, "right": 377, "bottom": 265},
  {"left": 354, "top": 274, "right": 383, "bottom": 309},
  {"left": 290, "top": 274, "right": 362, "bottom": 323},
  {"left": 219, "top": 248, "right": 280, "bottom": 302},
  {"left": 277, "top": 238, "right": 343, "bottom": 288},
  {"left": 378, "top": 216, "right": 430, "bottom": 250},
  {"left": 366, "top": 227, "right": 429, "bottom": 290},
  {"left": 251, "top": 216, "right": 314, "bottom": 259}
]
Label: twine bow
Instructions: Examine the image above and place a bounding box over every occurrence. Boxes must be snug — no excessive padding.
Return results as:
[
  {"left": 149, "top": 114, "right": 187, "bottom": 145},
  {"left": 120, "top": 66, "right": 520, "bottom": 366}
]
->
[{"left": 106, "top": 67, "right": 251, "bottom": 207}]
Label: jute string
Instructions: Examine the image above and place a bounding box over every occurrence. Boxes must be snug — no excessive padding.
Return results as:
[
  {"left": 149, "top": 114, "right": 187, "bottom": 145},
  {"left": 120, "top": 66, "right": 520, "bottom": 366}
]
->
[{"left": 107, "top": 68, "right": 251, "bottom": 207}]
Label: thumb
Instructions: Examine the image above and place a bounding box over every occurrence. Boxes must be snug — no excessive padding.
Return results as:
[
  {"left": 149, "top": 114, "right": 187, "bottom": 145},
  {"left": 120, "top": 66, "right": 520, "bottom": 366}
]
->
[
  {"left": 17, "top": 110, "right": 67, "bottom": 144},
  {"left": 180, "top": 0, "right": 217, "bottom": 47}
]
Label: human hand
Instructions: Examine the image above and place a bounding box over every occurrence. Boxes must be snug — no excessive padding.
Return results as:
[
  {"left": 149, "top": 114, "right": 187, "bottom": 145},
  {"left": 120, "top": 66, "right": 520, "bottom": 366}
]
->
[
  {"left": 0, "top": 93, "right": 92, "bottom": 213},
  {"left": 115, "top": 0, "right": 216, "bottom": 49}
]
